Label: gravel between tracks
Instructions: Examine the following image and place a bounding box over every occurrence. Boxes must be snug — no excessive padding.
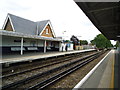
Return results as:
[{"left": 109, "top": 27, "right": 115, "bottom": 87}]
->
[
  {"left": 47, "top": 50, "right": 109, "bottom": 89},
  {"left": 2, "top": 51, "right": 97, "bottom": 86},
  {"left": 2, "top": 51, "right": 96, "bottom": 75},
  {"left": 18, "top": 57, "right": 95, "bottom": 89}
]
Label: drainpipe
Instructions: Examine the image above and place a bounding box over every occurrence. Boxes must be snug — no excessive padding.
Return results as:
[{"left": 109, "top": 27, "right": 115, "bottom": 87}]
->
[
  {"left": 21, "top": 37, "right": 23, "bottom": 55},
  {"left": 44, "top": 40, "right": 46, "bottom": 53},
  {"left": 36, "top": 22, "right": 39, "bottom": 35}
]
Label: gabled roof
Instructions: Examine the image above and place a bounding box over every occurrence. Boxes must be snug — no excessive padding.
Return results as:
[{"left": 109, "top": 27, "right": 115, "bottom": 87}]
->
[
  {"left": 2, "top": 13, "right": 56, "bottom": 37},
  {"left": 3, "top": 13, "right": 36, "bottom": 35},
  {"left": 38, "top": 20, "right": 56, "bottom": 37},
  {"left": 0, "top": 30, "right": 62, "bottom": 41},
  {"left": 37, "top": 20, "right": 49, "bottom": 35}
]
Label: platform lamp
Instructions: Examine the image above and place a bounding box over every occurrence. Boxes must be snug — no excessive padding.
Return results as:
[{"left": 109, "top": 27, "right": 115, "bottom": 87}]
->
[
  {"left": 61, "top": 31, "right": 67, "bottom": 51},
  {"left": 62, "top": 31, "right": 66, "bottom": 41},
  {"left": 62, "top": 30, "right": 67, "bottom": 43}
]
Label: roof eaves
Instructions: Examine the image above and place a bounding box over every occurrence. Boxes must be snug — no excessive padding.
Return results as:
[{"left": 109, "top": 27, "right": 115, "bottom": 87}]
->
[
  {"left": 2, "top": 14, "right": 15, "bottom": 32},
  {"left": 38, "top": 20, "right": 49, "bottom": 35},
  {"left": 8, "top": 14, "right": 16, "bottom": 32},
  {"left": 0, "top": 30, "right": 62, "bottom": 41}
]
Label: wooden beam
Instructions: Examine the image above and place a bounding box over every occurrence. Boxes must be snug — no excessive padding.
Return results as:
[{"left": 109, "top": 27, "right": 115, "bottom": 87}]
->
[{"left": 88, "top": 6, "right": 120, "bottom": 13}]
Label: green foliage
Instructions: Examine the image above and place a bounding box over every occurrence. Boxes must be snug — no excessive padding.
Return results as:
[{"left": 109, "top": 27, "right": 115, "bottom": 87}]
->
[
  {"left": 79, "top": 40, "right": 88, "bottom": 45},
  {"left": 114, "top": 41, "right": 119, "bottom": 47},
  {"left": 91, "top": 34, "right": 113, "bottom": 48},
  {"left": 64, "top": 40, "right": 70, "bottom": 42}
]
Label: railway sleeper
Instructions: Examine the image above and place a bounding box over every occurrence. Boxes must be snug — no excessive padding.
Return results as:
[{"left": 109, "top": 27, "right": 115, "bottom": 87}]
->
[{"left": 2, "top": 51, "right": 106, "bottom": 89}]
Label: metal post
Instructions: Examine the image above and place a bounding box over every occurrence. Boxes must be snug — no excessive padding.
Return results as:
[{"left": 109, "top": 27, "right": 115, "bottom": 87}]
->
[
  {"left": 21, "top": 37, "right": 23, "bottom": 55},
  {"left": 59, "top": 42, "right": 61, "bottom": 51},
  {"left": 44, "top": 40, "right": 46, "bottom": 53}
]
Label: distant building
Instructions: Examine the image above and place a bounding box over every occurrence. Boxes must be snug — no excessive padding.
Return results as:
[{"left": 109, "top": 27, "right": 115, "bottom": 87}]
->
[
  {"left": 59, "top": 40, "right": 74, "bottom": 51},
  {"left": 0, "top": 13, "right": 62, "bottom": 55},
  {"left": 75, "top": 44, "right": 95, "bottom": 50}
]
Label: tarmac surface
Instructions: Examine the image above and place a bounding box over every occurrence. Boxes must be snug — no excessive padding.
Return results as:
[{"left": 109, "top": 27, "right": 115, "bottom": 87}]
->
[
  {"left": 1, "top": 49, "right": 95, "bottom": 64},
  {"left": 74, "top": 50, "right": 115, "bottom": 88}
]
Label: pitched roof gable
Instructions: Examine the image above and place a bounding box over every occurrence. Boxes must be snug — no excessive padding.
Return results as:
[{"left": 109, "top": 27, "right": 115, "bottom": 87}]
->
[
  {"left": 2, "top": 13, "right": 56, "bottom": 37},
  {"left": 2, "top": 14, "right": 15, "bottom": 31},
  {"left": 8, "top": 13, "right": 36, "bottom": 35},
  {"left": 36, "top": 20, "right": 49, "bottom": 35},
  {"left": 3, "top": 17, "right": 14, "bottom": 31},
  {"left": 38, "top": 20, "right": 56, "bottom": 37}
]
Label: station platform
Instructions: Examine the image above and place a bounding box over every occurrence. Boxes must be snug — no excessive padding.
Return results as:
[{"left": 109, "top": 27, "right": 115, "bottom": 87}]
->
[
  {"left": 74, "top": 49, "right": 115, "bottom": 89},
  {"left": 0, "top": 49, "right": 95, "bottom": 65}
]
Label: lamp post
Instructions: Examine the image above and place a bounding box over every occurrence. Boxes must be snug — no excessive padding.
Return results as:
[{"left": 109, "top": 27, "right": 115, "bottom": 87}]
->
[
  {"left": 76, "top": 36, "right": 81, "bottom": 46},
  {"left": 62, "top": 31, "right": 66, "bottom": 41},
  {"left": 61, "top": 31, "right": 66, "bottom": 51}
]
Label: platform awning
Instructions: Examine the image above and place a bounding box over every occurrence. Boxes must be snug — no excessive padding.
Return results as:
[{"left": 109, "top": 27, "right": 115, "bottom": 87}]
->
[
  {"left": 74, "top": 1, "right": 120, "bottom": 41},
  {"left": 0, "top": 30, "right": 62, "bottom": 42}
]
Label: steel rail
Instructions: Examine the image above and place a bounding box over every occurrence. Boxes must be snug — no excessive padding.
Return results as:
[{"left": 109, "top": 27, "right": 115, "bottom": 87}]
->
[
  {"left": 2, "top": 54, "right": 75, "bottom": 74},
  {"left": 2, "top": 51, "right": 102, "bottom": 90},
  {"left": 1, "top": 54, "right": 80, "bottom": 79},
  {"left": 2, "top": 52, "right": 83, "bottom": 76},
  {"left": 27, "top": 52, "right": 104, "bottom": 90}
]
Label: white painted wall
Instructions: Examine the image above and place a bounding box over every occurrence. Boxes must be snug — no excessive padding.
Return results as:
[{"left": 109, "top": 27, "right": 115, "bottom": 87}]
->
[
  {"left": 22, "top": 39, "right": 30, "bottom": 46},
  {"left": 2, "top": 36, "right": 21, "bottom": 46},
  {"left": 37, "top": 40, "right": 44, "bottom": 47},
  {"left": 47, "top": 41, "right": 59, "bottom": 48},
  {"left": 1, "top": 36, "right": 60, "bottom": 50},
  {"left": 68, "top": 43, "right": 74, "bottom": 51},
  {"left": 82, "top": 45, "right": 95, "bottom": 49},
  {"left": 1, "top": 36, "right": 44, "bottom": 47},
  {"left": 60, "top": 43, "right": 73, "bottom": 51}
]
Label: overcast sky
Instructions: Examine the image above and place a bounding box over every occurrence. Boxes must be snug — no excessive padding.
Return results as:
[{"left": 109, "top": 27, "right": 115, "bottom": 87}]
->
[{"left": 0, "top": 0, "right": 116, "bottom": 44}]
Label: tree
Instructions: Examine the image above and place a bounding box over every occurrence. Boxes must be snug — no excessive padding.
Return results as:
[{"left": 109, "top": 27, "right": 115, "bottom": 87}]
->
[
  {"left": 114, "top": 41, "right": 119, "bottom": 48},
  {"left": 91, "top": 34, "right": 113, "bottom": 49},
  {"left": 70, "top": 35, "right": 79, "bottom": 50},
  {"left": 80, "top": 40, "right": 88, "bottom": 45},
  {"left": 70, "top": 35, "right": 79, "bottom": 45}
]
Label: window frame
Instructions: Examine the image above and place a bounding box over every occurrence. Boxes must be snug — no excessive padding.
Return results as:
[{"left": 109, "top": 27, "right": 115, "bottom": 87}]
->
[{"left": 46, "top": 28, "right": 49, "bottom": 34}]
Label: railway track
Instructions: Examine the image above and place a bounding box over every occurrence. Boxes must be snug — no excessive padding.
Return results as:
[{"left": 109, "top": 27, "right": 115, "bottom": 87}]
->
[
  {"left": 28, "top": 53, "right": 100, "bottom": 90},
  {"left": 1, "top": 52, "right": 92, "bottom": 79},
  {"left": 1, "top": 55, "right": 80, "bottom": 78},
  {"left": 2, "top": 51, "right": 96, "bottom": 78},
  {"left": 2, "top": 54, "right": 77, "bottom": 74},
  {"left": 2, "top": 50, "right": 106, "bottom": 90},
  {"left": 2, "top": 52, "right": 98, "bottom": 86},
  {"left": 2, "top": 51, "right": 91, "bottom": 75}
]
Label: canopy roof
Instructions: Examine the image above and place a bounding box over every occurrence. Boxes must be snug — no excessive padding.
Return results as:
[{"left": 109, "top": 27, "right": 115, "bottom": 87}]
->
[{"left": 74, "top": 1, "right": 120, "bottom": 41}]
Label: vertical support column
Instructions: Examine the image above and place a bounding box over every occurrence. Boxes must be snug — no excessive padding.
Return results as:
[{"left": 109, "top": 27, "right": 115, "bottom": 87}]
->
[
  {"left": 21, "top": 37, "right": 23, "bottom": 55},
  {"left": 59, "top": 41, "right": 61, "bottom": 51},
  {"left": 44, "top": 40, "right": 46, "bottom": 53},
  {"left": 118, "top": 41, "right": 120, "bottom": 89}
]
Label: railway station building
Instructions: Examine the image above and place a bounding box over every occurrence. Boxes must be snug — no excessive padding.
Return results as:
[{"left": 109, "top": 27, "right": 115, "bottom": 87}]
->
[{"left": 0, "top": 13, "right": 62, "bottom": 55}]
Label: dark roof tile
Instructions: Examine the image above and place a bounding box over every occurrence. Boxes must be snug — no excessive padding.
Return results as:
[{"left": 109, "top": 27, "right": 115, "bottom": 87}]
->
[{"left": 8, "top": 13, "right": 49, "bottom": 35}]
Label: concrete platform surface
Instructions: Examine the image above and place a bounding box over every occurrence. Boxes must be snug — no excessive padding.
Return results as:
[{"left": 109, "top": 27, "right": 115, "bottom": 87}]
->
[
  {"left": 0, "top": 49, "right": 95, "bottom": 64},
  {"left": 74, "top": 50, "right": 115, "bottom": 88}
]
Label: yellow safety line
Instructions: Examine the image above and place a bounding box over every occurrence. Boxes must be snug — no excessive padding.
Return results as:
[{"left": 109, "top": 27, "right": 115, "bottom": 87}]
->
[{"left": 110, "top": 50, "right": 114, "bottom": 89}]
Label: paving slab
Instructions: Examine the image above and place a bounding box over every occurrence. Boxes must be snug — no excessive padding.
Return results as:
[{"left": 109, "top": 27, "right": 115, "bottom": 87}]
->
[
  {"left": 1, "top": 49, "right": 95, "bottom": 64},
  {"left": 74, "top": 50, "right": 115, "bottom": 88}
]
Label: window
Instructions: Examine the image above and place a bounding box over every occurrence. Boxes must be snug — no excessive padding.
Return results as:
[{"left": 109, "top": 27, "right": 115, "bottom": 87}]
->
[
  {"left": 46, "top": 28, "right": 49, "bottom": 34},
  {"left": 14, "top": 40, "right": 25, "bottom": 43}
]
